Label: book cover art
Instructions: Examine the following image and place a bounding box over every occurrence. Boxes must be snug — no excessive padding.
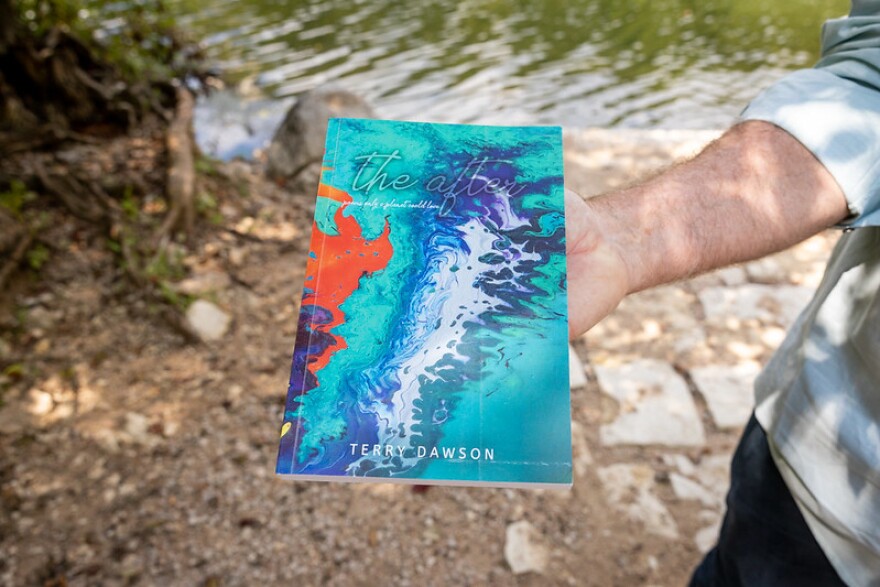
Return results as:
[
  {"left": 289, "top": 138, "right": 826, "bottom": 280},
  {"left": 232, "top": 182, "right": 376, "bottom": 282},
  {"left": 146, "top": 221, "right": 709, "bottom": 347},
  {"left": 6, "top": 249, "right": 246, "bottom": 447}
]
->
[{"left": 275, "top": 118, "right": 571, "bottom": 488}]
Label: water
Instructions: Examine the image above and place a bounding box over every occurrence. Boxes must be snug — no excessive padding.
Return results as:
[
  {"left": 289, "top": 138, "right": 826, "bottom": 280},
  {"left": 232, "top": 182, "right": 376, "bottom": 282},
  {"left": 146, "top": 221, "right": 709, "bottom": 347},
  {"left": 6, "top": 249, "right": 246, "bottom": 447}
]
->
[{"left": 169, "top": 0, "right": 849, "bottom": 159}]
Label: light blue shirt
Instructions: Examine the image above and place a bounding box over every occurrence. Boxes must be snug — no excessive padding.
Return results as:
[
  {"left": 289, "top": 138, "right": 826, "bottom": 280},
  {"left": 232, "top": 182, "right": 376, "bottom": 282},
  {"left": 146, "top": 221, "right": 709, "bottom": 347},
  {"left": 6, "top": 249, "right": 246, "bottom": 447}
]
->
[{"left": 740, "top": 2, "right": 880, "bottom": 585}]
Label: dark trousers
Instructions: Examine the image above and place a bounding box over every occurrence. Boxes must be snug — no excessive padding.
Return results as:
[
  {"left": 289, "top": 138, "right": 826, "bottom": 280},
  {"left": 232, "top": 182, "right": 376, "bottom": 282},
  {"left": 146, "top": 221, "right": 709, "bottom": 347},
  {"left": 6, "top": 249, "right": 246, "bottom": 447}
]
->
[{"left": 689, "top": 414, "right": 846, "bottom": 587}]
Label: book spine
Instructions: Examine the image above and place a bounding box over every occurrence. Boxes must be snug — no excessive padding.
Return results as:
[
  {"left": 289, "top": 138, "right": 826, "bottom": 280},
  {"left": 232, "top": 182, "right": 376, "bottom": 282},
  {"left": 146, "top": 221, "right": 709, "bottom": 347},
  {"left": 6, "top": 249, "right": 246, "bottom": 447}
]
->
[{"left": 276, "top": 118, "right": 342, "bottom": 474}]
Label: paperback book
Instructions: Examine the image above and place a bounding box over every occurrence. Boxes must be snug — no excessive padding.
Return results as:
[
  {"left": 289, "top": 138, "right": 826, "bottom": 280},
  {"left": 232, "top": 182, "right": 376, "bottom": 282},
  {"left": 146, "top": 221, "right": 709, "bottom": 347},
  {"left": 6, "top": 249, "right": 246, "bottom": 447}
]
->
[{"left": 275, "top": 118, "right": 571, "bottom": 488}]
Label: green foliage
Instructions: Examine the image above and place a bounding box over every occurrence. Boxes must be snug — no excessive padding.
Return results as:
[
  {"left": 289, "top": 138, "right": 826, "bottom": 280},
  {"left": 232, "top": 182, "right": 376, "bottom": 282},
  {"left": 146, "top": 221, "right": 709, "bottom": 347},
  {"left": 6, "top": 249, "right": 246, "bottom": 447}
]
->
[
  {"left": 0, "top": 180, "right": 37, "bottom": 219},
  {"left": 145, "top": 247, "right": 186, "bottom": 282},
  {"left": 157, "top": 281, "right": 193, "bottom": 309},
  {"left": 105, "top": 237, "right": 121, "bottom": 254},
  {"left": 196, "top": 190, "right": 224, "bottom": 224},
  {"left": 121, "top": 185, "right": 139, "bottom": 221},
  {"left": 25, "top": 243, "right": 50, "bottom": 271},
  {"left": 195, "top": 155, "right": 221, "bottom": 177},
  {"left": 2, "top": 363, "right": 25, "bottom": 380},
  {"left": 14, "top": 0, "right": 195, "bottom": 84}
]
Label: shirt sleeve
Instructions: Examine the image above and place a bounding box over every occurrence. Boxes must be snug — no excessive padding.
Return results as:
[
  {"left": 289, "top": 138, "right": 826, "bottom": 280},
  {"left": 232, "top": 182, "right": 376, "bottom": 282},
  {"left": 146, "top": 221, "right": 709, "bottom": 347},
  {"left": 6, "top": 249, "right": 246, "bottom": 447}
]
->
[{"left": 739, "top": 2, "right": 880, "bottom": 228}]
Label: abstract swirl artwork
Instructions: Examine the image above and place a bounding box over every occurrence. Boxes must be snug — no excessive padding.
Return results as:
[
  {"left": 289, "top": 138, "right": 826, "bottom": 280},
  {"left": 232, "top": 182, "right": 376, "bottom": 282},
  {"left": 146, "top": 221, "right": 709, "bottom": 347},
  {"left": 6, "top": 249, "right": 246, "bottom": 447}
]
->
[{"left": 276, "top": 118, "right": 571, "bottom": 488}]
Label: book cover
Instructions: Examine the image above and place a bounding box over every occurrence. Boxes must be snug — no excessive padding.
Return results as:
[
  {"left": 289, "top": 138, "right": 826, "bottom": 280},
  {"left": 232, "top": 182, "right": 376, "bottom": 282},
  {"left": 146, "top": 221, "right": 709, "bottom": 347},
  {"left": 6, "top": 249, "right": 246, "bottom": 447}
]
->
[{"left": 275, "top": 118, "right": 571, "bottom": 488}]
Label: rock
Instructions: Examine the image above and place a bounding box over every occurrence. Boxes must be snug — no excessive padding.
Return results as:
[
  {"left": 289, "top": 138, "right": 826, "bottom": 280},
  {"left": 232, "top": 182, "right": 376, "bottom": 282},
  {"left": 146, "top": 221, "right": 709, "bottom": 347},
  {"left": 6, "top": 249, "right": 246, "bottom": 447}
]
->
[
  {"left": 595, "top": 359, "right": 705, "bottom": 447},
  {"left": 186, "top": 300, "right": 231, "bottom": 341},
  {"left": 227, "top": 384, "right": 244, "bottom": 405},
  {"left": 669, "top": 473, "right": 720, "bottom": 508},
  {"left": 695, "top": 521, "right": 721, "bottom": 553},
  {"left": 569, "top": 345, "right": 587, "bottom": 390},
  {"left": 698, "top": 284, "right": 814, "bottom": 328},
  {"left": 597, "top": 464, "right": 679, "bottom": 539},
  {"left": 662, "top": 454, "right": 697, "bottom": 477},
  {"left": 690, "top": 362, "right": 761, "bottom": 429},
  {"left": 745, "top": 257, "right": 783, "bottom": 284},
  {"left": 124, "top": 412, "right": 155, "bottom": 446},
  {"left": 673, "top": 325, "right": 707, "bottom": 355},
  {"left": 27, "top": 388, "right": 54, "bottom": 416},
  {"left": 716, "top": 266, "right": 747, "bottom": 286},
  {"left": 504, "top": 520, "right": 549, "bottom": 575},
  {"left": 228, "top": 247, "right": 248, "bottom": 268},
  {"left": 265, "top": 87, "right": 375, "bottom": 182},
  {"left": 691, "top": 455, "right": 731, "bottom": 504},
  {"left": 119, "top": 553, "right": 143, "bottom": 579}
]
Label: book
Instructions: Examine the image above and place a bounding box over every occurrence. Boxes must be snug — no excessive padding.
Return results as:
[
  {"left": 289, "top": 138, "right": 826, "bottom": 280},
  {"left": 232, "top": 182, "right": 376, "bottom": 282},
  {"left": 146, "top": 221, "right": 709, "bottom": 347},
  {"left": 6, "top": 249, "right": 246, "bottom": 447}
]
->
[{"left": 275, "top": 118, "right": 571, "bottom": 488}]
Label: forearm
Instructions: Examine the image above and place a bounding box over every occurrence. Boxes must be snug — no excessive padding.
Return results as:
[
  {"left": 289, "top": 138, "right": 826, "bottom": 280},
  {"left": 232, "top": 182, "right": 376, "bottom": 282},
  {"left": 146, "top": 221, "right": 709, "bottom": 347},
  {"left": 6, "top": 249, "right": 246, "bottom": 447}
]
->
[{"left": 588, "top": 120, "right": 850, "bottom": 294}]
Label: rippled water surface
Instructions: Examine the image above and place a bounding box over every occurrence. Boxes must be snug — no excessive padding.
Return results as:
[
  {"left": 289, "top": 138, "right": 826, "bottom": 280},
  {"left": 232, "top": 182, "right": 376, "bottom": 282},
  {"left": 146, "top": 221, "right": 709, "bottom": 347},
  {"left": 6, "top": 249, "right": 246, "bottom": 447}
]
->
[{"left": 168, "top": 0, "right": 848, "bottom": 157}]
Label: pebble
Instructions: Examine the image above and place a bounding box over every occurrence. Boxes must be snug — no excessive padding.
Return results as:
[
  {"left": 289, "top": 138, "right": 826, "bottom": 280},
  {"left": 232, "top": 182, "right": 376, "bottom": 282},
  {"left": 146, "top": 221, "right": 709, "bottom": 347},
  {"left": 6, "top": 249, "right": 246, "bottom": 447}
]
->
[
  {"left": 504, "top": 520, "right": 549, "bottom": 575},
  {"left": 228, "top": 247, "right": 248, "bottom": 267},
  {"left": 186, "top": 300, "right": 231, "bottom": 341},
  {"left": 124, "top": 412, "right": 158, "bottom": 447}
]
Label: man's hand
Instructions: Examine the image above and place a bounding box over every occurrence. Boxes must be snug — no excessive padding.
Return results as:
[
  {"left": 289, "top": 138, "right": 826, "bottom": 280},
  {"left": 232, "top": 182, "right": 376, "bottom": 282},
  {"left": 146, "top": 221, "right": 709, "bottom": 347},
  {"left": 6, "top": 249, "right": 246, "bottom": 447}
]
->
[
  {"left": 564, "top": 121, "right": 850, "bottom": 340},
  {"left": 564, "top": 188, "right": 629, "bottom": 338}
]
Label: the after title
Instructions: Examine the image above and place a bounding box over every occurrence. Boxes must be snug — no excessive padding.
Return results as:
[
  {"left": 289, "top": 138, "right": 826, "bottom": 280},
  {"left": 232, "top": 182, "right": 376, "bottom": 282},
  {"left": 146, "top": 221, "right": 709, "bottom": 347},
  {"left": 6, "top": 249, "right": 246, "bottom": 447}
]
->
[{"left": 348, "top": 150, "right": 525, "bottom": 214}]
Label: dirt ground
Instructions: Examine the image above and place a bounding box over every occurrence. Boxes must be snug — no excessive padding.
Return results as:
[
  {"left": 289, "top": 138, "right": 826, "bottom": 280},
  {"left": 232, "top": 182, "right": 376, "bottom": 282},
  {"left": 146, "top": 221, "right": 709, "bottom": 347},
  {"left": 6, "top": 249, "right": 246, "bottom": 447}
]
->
[{"left": 0, "top": 131, "right": 837, "bottom": 587}]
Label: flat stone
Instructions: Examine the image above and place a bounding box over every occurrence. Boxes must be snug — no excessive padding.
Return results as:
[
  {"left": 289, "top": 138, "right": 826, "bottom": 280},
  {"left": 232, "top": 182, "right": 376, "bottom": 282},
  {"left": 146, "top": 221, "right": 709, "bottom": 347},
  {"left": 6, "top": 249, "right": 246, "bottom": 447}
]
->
[
  {"left": 186, "top": 300, "right": 231, "bottom": 341},
  {"left": 692, "top": 455, "right": 731, "bottom": 505},
  {"left": 690, "top": 362, "right": 761, "bottom": 429},
  {"left": 698, "top": 284, "right": 814, "bottom": 328},
  {"left": 716, "top": 266, "right": 747, "bottom": 286},
  {"left": 662, "top": 454, "right": 696, "bottom": 478},
  {"left": 745, "top": 257, "right": 783, "bottom": 284},
  {"left": 597, "top": 464, "right": 679, "bottom": 539},
  {"left": 695, "top": 520, "right": 721, "bottom": 553},
  {"left": 569, "top": 345, "right": 587, "bottom": 390},
  {"left": 673, "top": 325, "right": 707, "bottom": 355},
  {"left": 669, "top": 473, "right": 720, "bottom": 508},
  {"left": 504, "top": 520, "right": 549, "bottom": 575},
  {"left": 595, "top": 359, "right": 705, "bottom": 447}
]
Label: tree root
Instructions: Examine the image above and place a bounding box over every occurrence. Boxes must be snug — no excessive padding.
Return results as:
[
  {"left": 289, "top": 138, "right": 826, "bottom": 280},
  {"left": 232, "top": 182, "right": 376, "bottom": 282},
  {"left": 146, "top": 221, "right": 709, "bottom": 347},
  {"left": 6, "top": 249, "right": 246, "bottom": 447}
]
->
[{"left": 155, "top": 87, "right": 196, "bottom": 248}]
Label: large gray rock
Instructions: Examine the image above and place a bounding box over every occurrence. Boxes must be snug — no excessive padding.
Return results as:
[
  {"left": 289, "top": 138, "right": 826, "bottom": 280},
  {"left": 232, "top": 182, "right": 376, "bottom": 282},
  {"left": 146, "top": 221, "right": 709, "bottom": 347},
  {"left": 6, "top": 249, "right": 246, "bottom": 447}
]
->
[{"left": 265, "top": 87, "right": 375, "bottom": 185}]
